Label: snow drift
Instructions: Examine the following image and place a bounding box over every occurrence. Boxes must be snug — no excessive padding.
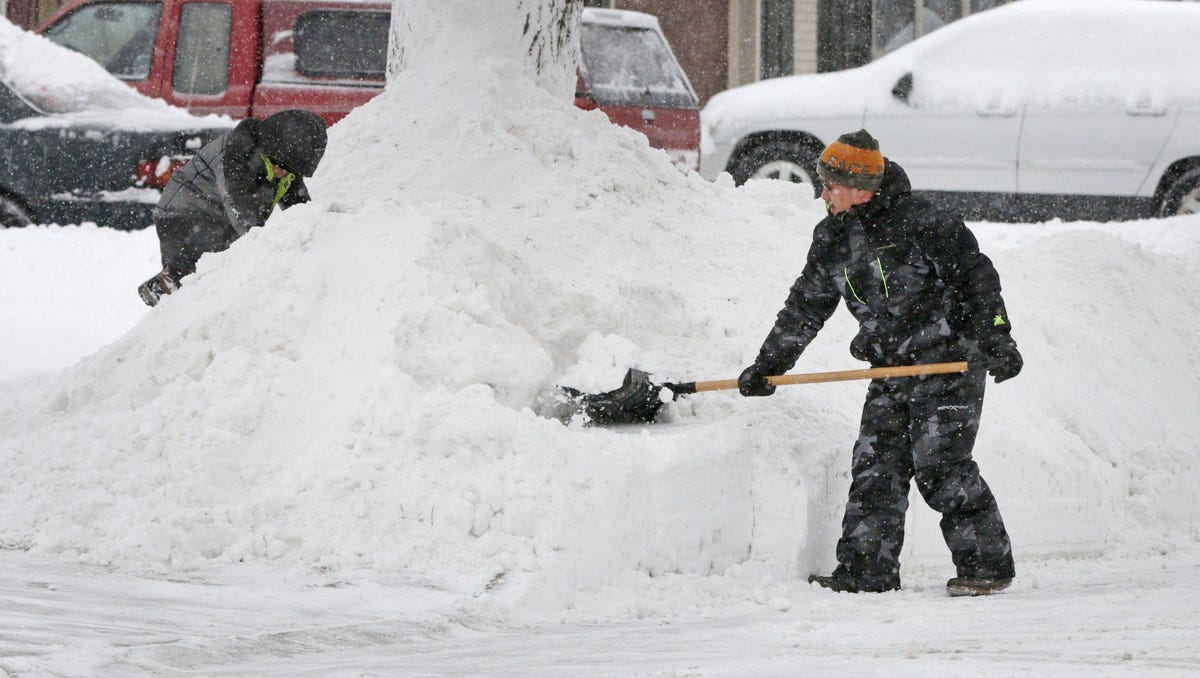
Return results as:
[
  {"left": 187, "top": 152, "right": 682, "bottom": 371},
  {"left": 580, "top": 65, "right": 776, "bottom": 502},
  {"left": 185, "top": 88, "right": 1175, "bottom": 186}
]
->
[{"left": 2, "top": 13, "right": 1199, "bottom": 619}]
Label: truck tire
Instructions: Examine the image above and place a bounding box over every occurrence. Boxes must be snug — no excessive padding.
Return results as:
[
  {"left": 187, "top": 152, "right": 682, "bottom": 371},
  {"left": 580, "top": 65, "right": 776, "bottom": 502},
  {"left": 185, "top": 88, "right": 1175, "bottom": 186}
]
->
[
  {"left": 729, "top": 140, "right": 821, "bottom": 197},
  {"left": 0, "top": 195, "right": 33, "bottom": 228},
  {"left": 1157, "top": 167, "right": 1200, "bottom": 217}
]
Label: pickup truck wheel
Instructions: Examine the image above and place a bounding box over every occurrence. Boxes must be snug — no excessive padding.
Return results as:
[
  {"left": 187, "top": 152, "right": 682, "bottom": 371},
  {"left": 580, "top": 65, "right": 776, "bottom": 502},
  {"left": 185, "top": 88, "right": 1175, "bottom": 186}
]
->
[
  {"left": 0, "top": 195, "right": 33, "bottom": 228},
  {"left": 729, "top": 140, "right": 821, "bottom": 196},
  {"left": 1157, "top": 167, "right": 1200, "bottom": 217}
]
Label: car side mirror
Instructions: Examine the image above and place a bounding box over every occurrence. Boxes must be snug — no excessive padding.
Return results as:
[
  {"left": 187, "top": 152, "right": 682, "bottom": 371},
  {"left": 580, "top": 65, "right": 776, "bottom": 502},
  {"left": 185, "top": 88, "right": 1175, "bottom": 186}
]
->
[
  {"left": 891, "top": 72, "right": 913, "bottom": 103},
  {"left": 575, "top": 68, "right": 598, "bottom": 110},
  {"left": 575, "top": 92, "right": 598, "bottom": 111}
]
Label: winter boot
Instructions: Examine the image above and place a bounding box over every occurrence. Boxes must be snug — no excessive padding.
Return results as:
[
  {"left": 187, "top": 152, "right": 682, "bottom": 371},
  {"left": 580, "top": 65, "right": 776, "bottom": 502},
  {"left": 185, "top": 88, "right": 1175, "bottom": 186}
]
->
[
  {"left": 946, "top": 576, "right": 1013, "bottom": 597},
  {"left": 807, "top": 573, "right": 859, "bottom": 592},
  {"left": 808, "top": 570, "right": 903, "bottom": 593},
  {"left": 138, "top": 268, "right": 179, "bottom": 307}
]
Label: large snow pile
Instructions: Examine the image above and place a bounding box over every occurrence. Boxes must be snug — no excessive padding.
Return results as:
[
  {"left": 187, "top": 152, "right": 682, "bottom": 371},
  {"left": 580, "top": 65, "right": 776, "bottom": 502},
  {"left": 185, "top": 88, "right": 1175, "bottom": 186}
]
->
[{"left": 2, "top": 12, "right": 1199, "bottom": 620}]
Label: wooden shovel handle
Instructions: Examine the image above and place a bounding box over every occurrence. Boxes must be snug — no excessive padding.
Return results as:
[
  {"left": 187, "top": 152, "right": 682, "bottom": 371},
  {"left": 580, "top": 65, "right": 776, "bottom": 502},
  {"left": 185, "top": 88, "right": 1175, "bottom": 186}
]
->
[{"left": 691, "top": 361, "right": 971, "bottom": 393}]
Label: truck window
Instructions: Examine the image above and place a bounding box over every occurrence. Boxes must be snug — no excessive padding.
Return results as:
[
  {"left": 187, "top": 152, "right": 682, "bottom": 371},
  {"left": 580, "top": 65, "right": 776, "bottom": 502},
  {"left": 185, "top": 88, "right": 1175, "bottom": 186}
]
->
[
  {"left": 42, "top": 2, "right": 162, "bottom": 80},
  {"left": 172, "top": 3, "right": 232, "bottom": 96},
  {"left": 294, "top": 11, "right": 389, "bottom": 80}
]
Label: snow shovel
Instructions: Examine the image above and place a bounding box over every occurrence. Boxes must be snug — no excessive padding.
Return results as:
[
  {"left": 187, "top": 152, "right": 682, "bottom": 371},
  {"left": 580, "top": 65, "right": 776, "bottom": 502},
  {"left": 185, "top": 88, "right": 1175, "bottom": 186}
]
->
[{"left": 541, "top": 361, "right": 972, "bottom": 426}]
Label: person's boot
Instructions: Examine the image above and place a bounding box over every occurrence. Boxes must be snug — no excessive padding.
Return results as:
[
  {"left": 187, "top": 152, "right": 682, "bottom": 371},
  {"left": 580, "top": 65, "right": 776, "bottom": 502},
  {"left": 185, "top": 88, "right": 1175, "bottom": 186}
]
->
[
  {"left": 946, "top": 576, "right": 1013, "bottom": 597},
  {"left": 808, "top": 568, "right": 901, "bottom": 593},
  {"left": 807, "top": 573, "right": 859, "bottom": 593},
  {"left": 137, "top": 268, "right": 179, "bottom": 307}
]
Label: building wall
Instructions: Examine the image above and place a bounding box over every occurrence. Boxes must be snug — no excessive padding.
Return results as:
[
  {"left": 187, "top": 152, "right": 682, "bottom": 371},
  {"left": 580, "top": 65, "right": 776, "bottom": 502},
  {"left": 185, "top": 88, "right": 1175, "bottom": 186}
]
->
[
  {"left": 4, "top": 0, "right": 33, "bottom": 27},
  {"left": 5, "top": 0, "right": 69, "bottom": 28},
  {"left": 36, "top": 0, "right": 64, "bottom": 22},
  {"left": 793, "top": 0, "right": 819, "bottom": 74},
  {"left": 726, "top": 0, "right": 757, "bottom": 89}
]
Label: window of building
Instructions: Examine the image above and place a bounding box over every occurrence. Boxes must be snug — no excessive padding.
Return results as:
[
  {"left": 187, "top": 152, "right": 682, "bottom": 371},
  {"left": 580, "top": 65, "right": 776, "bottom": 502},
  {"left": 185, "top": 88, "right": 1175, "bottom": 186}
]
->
[
  {"left": 760, "top": 0, "right": 795, "bottom": 79},
  {"left": 872, "top": 0, "right": 1010, "bottom": 57}
]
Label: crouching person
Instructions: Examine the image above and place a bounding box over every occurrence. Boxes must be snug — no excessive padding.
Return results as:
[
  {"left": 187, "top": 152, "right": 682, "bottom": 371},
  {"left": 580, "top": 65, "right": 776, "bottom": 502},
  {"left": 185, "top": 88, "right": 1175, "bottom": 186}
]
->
[{"left": 138, "top": 109, "right": 328, "bottom": 306}]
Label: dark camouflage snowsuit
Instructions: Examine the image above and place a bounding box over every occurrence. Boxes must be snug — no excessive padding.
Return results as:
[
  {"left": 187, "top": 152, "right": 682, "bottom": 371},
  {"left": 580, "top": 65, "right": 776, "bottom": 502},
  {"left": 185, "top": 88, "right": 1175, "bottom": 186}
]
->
[{"left": 751, "top": 160, "right": 1017, "bottom": 591}]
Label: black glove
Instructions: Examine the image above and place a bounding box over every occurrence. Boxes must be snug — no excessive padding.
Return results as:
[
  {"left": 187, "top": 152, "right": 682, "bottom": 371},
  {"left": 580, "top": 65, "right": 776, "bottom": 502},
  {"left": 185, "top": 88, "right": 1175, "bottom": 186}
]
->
[
  {"left": 983, "top": 338, "right": 1023, "bottom": 383},
  {"left": 738, "top": 363, "right": 777, "bottom": 397}
]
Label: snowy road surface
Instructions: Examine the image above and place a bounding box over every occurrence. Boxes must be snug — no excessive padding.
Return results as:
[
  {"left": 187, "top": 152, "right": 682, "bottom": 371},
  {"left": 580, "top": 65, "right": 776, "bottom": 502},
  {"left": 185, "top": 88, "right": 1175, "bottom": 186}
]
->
[{"left": 2, "top": 551, "right": 1199, "bottom": 676}]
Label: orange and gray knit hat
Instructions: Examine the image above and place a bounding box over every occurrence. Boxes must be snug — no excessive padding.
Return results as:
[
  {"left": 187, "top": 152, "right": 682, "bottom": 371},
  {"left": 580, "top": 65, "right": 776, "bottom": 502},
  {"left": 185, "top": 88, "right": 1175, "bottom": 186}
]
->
[{"left": 817, "top": 129, "right": 885, "bottom": 191}]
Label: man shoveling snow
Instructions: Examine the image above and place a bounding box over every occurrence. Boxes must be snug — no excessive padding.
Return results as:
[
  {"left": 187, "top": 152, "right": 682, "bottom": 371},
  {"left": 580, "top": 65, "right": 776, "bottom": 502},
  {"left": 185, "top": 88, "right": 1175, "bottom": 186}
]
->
[{"left": 738, "top": 130, "right": 1023, "bottom": 597}]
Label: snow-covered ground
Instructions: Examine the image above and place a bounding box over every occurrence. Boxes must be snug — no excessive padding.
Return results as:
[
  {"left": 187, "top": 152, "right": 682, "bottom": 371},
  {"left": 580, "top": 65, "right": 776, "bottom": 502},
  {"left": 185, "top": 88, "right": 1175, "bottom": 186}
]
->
[
  {"left": 1, "top": 547, "right": 1197, "bottom": 676},
  {"left": 4, "top": 182, "right": 1199, "bottom": 678},
  {"left": 3, "top": 7, "right": 1200, "bottom": 675}
]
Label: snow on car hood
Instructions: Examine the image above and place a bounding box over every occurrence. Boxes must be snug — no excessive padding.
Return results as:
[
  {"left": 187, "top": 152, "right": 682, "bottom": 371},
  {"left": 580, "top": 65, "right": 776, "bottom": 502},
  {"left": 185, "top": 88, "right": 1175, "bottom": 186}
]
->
[
  {"left": 0, "top": 16, "right": 229, "bottom": 131},
  {"left": 702, "top": 64, "right": 892, "bottom": 142},
  {"left": 703, "top": 0, "right": 1200, "bottom": 143}
]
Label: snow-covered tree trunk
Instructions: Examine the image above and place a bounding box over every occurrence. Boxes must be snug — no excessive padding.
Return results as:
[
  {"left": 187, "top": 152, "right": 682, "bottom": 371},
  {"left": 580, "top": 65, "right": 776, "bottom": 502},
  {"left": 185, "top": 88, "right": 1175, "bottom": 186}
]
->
[{"left": 386, "top": 0, "right": 583, "bottom": 101}]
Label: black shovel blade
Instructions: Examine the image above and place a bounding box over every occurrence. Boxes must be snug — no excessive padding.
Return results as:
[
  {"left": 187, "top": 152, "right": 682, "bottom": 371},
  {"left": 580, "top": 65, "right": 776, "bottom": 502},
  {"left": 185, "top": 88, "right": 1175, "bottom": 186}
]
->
[{"left": 540, "top": 368, "right": 667, "bottom": 426}]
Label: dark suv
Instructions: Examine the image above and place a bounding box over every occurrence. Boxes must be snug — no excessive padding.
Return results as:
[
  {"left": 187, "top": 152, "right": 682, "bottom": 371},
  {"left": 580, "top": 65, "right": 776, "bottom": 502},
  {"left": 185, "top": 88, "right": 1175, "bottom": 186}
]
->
[{"left": 1, "top": 17, "right": 229, "bottom": 229}]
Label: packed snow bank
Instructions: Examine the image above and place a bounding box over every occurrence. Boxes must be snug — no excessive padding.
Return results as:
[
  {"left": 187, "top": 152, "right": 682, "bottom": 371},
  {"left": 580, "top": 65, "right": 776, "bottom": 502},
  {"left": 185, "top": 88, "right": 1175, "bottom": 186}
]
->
[{"left": 2, "top": 26, "right": 1199, "bottom": 619}]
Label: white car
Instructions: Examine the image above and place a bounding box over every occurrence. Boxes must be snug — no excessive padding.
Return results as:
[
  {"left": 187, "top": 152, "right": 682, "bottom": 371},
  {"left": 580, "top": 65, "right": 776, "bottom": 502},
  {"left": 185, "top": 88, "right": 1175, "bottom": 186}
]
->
[{"left": 700, "top": 0, "right": 1200, "bottom": 220}]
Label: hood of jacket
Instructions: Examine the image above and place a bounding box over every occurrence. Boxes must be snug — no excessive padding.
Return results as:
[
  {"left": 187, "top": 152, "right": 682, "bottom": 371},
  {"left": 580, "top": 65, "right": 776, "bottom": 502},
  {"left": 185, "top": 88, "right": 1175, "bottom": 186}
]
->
[
  {"left": 255, "top": 110, "right": 328, "bottom": 177},
  {"left": 844, "top": 158, "right": 911, "bottom": 225}
]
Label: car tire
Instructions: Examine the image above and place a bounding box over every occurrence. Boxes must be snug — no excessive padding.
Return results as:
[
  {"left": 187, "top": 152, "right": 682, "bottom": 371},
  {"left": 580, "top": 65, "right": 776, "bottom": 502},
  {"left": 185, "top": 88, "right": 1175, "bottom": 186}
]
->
[
  {"left": 1157, "top": 167, "right": 1200, "bottom": 217},
  {"left": 0, "top": 195, "right": 33, "bottom": 228},
  {"left": 729, "top": 140, "right": 822, "bottom": 196}
]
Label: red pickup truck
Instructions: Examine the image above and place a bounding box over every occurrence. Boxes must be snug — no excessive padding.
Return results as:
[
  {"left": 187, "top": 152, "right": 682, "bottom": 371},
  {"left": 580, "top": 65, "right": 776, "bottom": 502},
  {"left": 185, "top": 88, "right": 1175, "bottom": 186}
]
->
[{"left": 37, "top": 0, "right": 701, "bottom": 171}]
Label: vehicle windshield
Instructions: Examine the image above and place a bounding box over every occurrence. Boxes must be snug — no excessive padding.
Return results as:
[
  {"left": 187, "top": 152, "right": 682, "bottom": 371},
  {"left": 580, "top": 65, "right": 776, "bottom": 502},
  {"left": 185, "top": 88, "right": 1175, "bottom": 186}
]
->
[
  {"left": 42, "top": 2, "right": 161, "bottom": 80},
  {"left": 581, "top": 23, "right": 697, "bottom": 109},
  {"left": 2, "top": 10, "right": 175, "bottom": 118}
]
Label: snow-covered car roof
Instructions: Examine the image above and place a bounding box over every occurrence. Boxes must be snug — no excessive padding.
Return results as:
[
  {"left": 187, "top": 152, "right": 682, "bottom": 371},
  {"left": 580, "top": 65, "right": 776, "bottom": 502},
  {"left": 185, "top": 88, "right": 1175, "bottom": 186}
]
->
[
  {"left": 582, "top": 7, "right": 660, "bottom": 30},
  {"left": 704, "top": 0, "right": 1200, "bottom": 135},
  {"left": 0, "top": 16, "right": 230, "bottom": 131}
]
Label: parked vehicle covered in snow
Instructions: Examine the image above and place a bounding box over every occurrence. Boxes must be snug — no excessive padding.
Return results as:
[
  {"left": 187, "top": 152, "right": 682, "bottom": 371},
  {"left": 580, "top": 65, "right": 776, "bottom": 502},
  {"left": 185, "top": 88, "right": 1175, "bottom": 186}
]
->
[
  {"left": 0, "top": 17, "right": 230, "bottom": 229},
  {"left": 701, "top": 0, "right": 1200, "bottom": 221}
]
